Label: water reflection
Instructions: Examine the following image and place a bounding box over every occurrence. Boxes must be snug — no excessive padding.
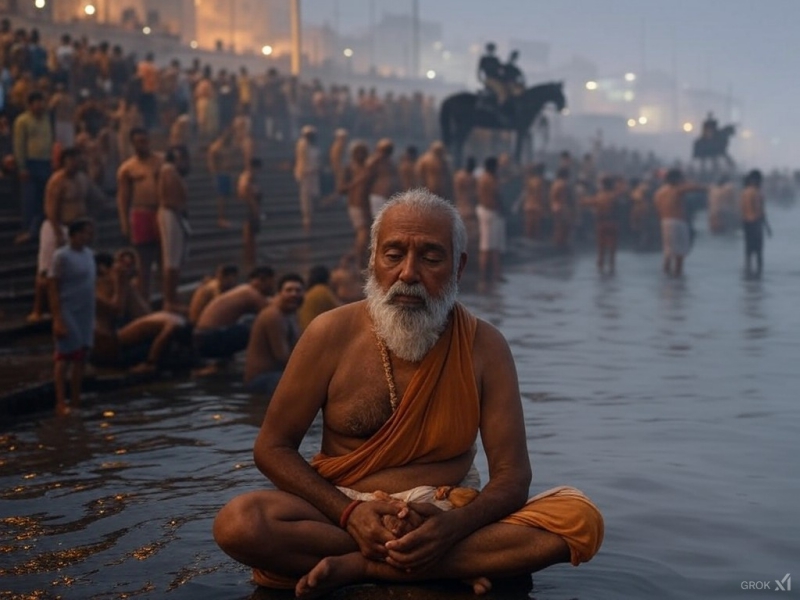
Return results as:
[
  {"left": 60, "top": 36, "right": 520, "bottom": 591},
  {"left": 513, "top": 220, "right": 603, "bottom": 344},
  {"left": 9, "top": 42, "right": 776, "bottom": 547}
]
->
[{"left": 3, "top": 209, "right": 800, "bottom": 599}]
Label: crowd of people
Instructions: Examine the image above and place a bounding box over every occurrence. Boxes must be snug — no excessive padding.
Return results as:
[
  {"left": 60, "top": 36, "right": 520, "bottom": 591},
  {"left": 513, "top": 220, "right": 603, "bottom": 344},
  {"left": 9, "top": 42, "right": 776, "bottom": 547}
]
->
[
  {"left": 7, "top": 16, "right": 799, "bottom": 600},
  {"left": 0, "top": 18, "right": 783, "bottom": 443}
]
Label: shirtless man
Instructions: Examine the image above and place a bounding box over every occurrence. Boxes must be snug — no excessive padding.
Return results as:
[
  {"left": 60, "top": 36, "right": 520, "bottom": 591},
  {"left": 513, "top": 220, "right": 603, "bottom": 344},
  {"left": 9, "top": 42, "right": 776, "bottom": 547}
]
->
[
  {"left": 522, "top": 164, "right": 547, "bottom": 240},
  {"left": 213, "top": 189, "right": 603, "bottom": 597},
  {"left": 193, "top": 266, "right": 275, "bottom": 364},
  {"left": 330, "top": 254, "right": 365, "bottom": 303},
  {"left": 398, "top": 146, "right": 419, "bottom": 191},
  {"left": 239, "top": 158, "right": 263, "bottom": 271},
  {"left": 116, "top": 128, "right": 163, "bottom": 302},
  {"left": 244, "top": 273, "right": 305, "bottom": 394},
  {"left": 157, "top": 145, "right": 191, "bottom": 313},
  {"left": 339, "top": 142, "right": 372, "bottom": 269},
  {"left": 169, "top": 112, "right": 192, "bottom": 148},
  {"left": 329, "top": 129, "right": 349, "bottom": 195},
  {"left": 707, "top": 174, "right": 736, "bottom": 234},
  {"left": 453, "top": 157, "right": 478, "bottom": 248},
  {"left": 31, "top": 148, "right": 103, "bottom": 321},
  {"left": 653, "top": 168, "right": 705, "bottom": 277},
  {"left": 366, "top": 139, "right": 400, "bottom": 218},
  {"left": 93, "top": 310, "right": 189, "bottom": 374},
  {"left": 207, "top": 128, "right": 238, "bottom": 228},
  {"left": 581, "top": 176, "right": 626, "bottom": 274},
  {"left": 49, "top": 83, "right": 76, "bottom": 148},
  {"left": 629, "top": 178, "right": 654, "bottom": 249},
  {"left": 94, "top": 249, "right": 151, "bottom": 334},
  {"left": 416, "top": 141, "right": 453, "bottom": 200},
  {"left": 740, "top": 169, "right": 771, "bottom": 276},
  {"left": 550, "top": 167, "right": 572, "bottom": 249},
  {"left": 295, "top": 125, "right": 321, "bottom": 233},
  {"left": 476, "top": 157, "right": 505, "bottom": 289},
  {"left": 188, "top": 264, "right": 239, "bottom": 326}
]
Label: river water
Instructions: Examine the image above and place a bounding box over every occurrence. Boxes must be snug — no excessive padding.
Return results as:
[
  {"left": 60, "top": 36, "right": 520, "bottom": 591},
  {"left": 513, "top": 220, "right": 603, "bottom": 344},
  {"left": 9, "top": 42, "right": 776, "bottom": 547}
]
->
[{"left": 2, "top": 207, "right": 799, "bottom": 600}]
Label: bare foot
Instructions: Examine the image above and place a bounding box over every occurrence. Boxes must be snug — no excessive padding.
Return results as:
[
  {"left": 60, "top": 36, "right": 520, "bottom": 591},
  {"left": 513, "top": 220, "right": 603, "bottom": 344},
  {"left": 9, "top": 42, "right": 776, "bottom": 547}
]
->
[
  {"left": 192, "top": 363, "right": 221, "bottom": 377},
  {"left": 14, "top": 231, "right": 32, "bottom": 245},
  {"left": 295, "top": 554, "right": 366, "bottom": 599},
  {"left": 26, "top": 312, "right": 44, "bottom": 323},
  {"left": 465, "top": 577, "right": 492, "bottom": 595}
]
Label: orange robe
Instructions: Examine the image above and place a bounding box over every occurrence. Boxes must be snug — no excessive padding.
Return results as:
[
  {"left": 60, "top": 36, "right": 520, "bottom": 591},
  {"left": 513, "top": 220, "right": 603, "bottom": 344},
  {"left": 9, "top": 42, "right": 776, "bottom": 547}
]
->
[{"left": 253, "top": 303, "right": 603, "bottom": 588}]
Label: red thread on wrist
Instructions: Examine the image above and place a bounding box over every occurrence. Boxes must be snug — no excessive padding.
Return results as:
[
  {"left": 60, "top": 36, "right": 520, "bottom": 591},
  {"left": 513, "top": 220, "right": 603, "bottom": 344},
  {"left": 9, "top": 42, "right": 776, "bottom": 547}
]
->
[{"left": 339, "top": 499, "right": 363, "bottom": 529}]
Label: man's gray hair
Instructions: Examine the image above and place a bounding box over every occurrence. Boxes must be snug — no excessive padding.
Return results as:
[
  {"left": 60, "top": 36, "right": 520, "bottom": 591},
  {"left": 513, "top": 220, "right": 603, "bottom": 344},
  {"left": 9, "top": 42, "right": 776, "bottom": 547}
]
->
[{"left": 369, "top": 188, "right": 467, "bottom": 273}]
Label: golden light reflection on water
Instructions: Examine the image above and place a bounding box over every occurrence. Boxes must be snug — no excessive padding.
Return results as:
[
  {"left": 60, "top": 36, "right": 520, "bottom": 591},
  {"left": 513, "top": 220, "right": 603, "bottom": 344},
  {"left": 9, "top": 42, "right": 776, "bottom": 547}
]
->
[
  {"left": 1, "top": 386, "right": 267, "bottom": 596},
  {"left": 2, "top": 529, "right": 126, "bottom": 576}
]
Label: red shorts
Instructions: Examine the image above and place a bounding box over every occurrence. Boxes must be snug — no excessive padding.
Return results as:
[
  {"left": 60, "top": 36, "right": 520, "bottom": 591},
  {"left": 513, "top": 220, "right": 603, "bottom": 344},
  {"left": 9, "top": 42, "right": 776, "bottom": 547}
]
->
[
  {"left": 130, "top": 208, "right": 160, "bottom": 245},
  {"left": 54, "top": 347, "right": 88, "bottom": 362}
]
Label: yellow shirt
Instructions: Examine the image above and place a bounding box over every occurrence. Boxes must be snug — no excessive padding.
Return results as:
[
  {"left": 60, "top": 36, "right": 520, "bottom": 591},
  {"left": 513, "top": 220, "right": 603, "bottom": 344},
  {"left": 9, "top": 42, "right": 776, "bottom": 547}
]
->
[
  {"left": 297, "top": 284, "right": 339, "bottom": 331},
  {"left": 14, "top": 111, "right": 53, "bottom": 164}
]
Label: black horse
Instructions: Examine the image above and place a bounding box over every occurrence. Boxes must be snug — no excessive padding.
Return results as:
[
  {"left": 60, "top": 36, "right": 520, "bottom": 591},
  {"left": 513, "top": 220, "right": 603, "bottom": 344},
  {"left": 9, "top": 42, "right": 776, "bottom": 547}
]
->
[
  {"left": 440, "top": 82, "right": 566, "bottom": 165},
  {"left": 693, "top": 124, "right": 736, "bottom": 171}
]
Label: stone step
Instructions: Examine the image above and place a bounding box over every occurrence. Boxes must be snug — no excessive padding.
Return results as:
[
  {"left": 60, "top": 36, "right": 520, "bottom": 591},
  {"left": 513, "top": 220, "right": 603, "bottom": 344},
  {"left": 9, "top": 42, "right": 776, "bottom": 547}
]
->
[
  {"left": 0, "top": 227, "right": 355, "bottom": 305},
  {"left": 4, "top": 233, "right": 366, "bottom": 314}
]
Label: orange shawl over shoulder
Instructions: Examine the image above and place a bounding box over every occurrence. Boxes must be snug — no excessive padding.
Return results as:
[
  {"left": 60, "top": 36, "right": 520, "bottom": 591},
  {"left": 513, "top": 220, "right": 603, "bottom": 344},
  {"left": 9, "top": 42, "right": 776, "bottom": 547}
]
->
[
  {"left": 311, "top": 303, "right": 480, "bottom": 487},
  {"left": 252, "top": 304, "right": 602, "bottom": 589}
]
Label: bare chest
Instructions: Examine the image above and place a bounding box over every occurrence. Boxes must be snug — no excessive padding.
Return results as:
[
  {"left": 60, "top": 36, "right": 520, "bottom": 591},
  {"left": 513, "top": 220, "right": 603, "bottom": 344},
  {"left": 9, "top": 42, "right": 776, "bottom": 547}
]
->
[{"left": 326, "top": 344, "right": 416, "bottom": 440}]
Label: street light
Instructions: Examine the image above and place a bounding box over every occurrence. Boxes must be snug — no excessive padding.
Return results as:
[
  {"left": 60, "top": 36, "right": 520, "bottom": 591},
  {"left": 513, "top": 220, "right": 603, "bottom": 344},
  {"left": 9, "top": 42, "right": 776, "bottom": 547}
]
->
[
  {"left": 190, "top": 40, "right": 198, "bottom": 49},
  {"left": 682, "top": 122, "right": 693, "bottom": 133},
  {"left": 627, "top": 119, "right": 637, "bottom": 128},
  {"left": 142, "top": 26, "right": 152, "bottom": 35},
  {"left": 343, "top": 48, "right": 353, "bottom": 58},
  {"left": 638, "top": 116, "right": 648, "bottom": 125},
  {"left": 426, "top": 70, "right": 436, "bottom": 79},
  {"left": 84, "top": 4, "right": 96, "bottom": 16},
  {"left": 262, "top": 45, "right": 273, "bottom": 56},
  {"left": 625, "top": 72, "right": 636, "bottom": 82},
  {"left": 585, "top": 81, "right": 598, "bottom": 91},
  {"left": 34, "top": 0, "right": 46, "bottom": 8}
]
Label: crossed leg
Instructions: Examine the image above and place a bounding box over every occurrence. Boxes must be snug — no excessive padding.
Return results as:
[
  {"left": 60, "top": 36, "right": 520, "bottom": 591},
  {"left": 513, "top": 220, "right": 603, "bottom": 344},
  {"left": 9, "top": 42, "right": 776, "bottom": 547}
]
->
[{"left": 213, "top": 490, "right": 570, "bottom": 598}]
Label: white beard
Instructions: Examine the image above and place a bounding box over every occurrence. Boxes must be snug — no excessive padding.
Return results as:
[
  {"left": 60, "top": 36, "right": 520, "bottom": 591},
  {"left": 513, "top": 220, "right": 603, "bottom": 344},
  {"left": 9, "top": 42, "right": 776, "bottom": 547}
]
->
[{"left": 365, "top": 274, "right": 458, "bottom": 363}]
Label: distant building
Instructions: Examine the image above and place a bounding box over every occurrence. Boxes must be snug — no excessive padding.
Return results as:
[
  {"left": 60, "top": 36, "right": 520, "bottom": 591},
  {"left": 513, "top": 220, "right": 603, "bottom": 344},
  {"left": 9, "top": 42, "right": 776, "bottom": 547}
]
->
[{"left": 193, "top": 0, "right": 290, "bottom": 54}]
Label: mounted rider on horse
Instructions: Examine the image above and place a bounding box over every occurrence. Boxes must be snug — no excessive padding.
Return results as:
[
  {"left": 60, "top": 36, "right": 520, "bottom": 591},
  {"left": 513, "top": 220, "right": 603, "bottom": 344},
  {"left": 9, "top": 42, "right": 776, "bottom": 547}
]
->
[
  {"left": 477, "top": 42, "right": 526, "bottom": 123},
  {"left": 441, "top": 44, "right": 566, "bottom": 165}
]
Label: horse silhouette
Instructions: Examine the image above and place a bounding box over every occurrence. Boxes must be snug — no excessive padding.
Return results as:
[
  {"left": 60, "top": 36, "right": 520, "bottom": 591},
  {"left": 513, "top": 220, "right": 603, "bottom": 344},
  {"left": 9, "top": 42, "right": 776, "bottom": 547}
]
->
[
  {"left": 693, "top": 124, "right": 736, "bottom": 171},
  {"left": 440, "top": 82, "right": 566, "bottom": 165}
]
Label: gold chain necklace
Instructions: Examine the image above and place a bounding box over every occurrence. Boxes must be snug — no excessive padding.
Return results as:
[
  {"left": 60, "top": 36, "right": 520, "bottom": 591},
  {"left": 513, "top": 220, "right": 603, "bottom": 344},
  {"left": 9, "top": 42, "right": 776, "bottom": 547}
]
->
[{"left": 374, "top": 332, "right": 399, "bottom": 412}]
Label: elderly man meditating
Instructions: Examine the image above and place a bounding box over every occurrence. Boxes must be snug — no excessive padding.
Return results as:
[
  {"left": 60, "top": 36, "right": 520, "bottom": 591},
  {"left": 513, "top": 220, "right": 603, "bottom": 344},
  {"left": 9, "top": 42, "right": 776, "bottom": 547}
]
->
[{"left": 213, "top": 189, "right": 603, "bottom": 597}]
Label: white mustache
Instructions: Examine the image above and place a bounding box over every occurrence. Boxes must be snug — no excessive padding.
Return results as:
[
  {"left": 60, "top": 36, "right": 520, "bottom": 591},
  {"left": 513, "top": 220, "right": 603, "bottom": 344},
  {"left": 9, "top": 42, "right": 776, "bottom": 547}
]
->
[{"left": 386, "top": 282, "right": 429, "bottom": 303}]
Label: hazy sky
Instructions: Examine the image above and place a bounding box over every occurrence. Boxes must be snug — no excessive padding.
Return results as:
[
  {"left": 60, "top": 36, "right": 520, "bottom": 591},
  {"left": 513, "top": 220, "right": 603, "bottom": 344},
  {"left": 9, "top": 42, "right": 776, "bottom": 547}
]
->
[{"left": 304, "top": 0, "right": 799, "bottom": 167}]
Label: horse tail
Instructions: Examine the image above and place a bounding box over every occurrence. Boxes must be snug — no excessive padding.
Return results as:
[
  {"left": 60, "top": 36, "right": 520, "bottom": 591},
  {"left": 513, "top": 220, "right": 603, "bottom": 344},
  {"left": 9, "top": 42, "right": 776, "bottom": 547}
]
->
[{"left": 440, "top": 98, "right": 453, "bottom": 147}]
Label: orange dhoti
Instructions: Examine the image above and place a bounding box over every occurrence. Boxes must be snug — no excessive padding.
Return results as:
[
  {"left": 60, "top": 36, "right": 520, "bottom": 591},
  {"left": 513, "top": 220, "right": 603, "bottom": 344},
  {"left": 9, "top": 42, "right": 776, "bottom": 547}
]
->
[{"left": 253, "top": 303, "right": 604, "bottom": 588}]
